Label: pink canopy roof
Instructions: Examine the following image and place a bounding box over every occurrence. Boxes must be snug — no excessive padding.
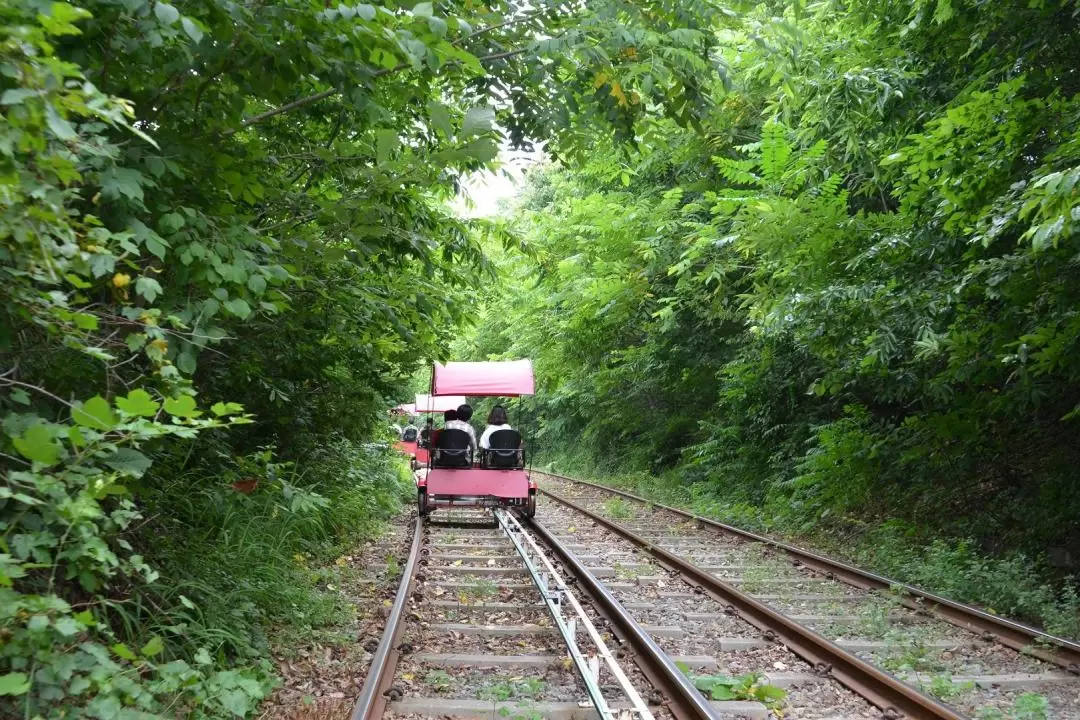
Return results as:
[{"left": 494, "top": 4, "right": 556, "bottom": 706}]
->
[
  {"left": 414, "top": 394, "right": 467, "bottom": 413},
  {"left": 432, "top": 360, "right": 535, "bottom": 397}
]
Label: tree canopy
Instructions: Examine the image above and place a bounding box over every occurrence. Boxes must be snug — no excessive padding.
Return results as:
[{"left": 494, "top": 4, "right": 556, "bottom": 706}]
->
[{"left": 4, "top": 0, "right": 1080, "bottom": 715}]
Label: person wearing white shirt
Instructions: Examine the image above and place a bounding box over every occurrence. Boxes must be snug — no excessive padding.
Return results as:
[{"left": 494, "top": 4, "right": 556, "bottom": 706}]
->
[
  {"left": 444, "top": 403, "right": 477, "bottom": 452},
  {"left": 479, "top": 405, "right": 512, "bottom": 449}
]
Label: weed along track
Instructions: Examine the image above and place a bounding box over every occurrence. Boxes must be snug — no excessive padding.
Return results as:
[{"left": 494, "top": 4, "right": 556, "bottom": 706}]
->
[{"left": 534, "top": 471, "right": 1080, "bottom": 719}]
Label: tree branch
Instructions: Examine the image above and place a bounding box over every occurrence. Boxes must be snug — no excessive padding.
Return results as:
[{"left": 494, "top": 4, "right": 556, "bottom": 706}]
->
[{"left": 225, "top": 46, "right": 533, "bottom": 135}]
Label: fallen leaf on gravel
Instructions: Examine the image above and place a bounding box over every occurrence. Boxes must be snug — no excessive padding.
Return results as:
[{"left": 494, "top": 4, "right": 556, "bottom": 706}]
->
[
  {"left": 773, "top": 661, "right": 788, "bottom": 670},
  {"left": 401, "top": 673, "right": 414, "bottom": 681}
]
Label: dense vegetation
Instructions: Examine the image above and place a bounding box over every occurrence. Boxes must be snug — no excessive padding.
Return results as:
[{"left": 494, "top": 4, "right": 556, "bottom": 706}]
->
[
  {"left": 4, "top": 0, "right": 1080, "bottom": 715},
  {"left": 0, "top": 0, "right": 722, "bottom": 715},
  {"left": 468, "top": 1, "right": 1080, "bottom": 634}
]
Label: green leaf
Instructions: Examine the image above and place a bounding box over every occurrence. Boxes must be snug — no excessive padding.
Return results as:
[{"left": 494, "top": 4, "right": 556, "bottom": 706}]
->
[
  {"left": 12, "top": 424, "right": 61, "bottom": 465},
  {"left": 163, "top": 395, "right": 200, "bottom": 418},
  {"left": 45, "top": 105, "right": 76, "bottom": 140},
  {"left": 112, "top": 642, "right": 138, "bottom": 660},
  {"left": 461, "top": 106, "right": 495, "bottom": 136},
  {"left": 115, "top": 389, "right": 159, "bottom": 417},
  {"left": 72, "top": 396, "right": 118, "bottom": 430},
  {"left": 223, "top": 298, "right": 251, "bottom": 319},
  {"left": 247, "top": 275, "right": 267, "bottom": 294},
  {"left": 412, "top": 2, "right": 433, "bottom": 17},
  {"left": 376, "top": 128, "right": 399, "bottom": 163},
  {"left": 210, "top": 401, "right": 244, "bottom": 416},
  {"left": 135, "top": 276, "right": 163, "bottom": 302},
  {"left": 72, "top": 312, "right": 98, "bottom": 330},
  {"left": 104, "top": 448, "right": 152, "bottom": 476},
  {"left": 0, "top": 672, "right": 30, "bottom": 697},
  {"left": 356, "top": 3, "right": 376, "bottom": 20},
  {"left": 429, "top": 103, "right": 453, "bottom": 138},
  {"left": 141, "top": 635, "right": 165, "bottom": 658},
  {"left": 1, "top": 89, "right": 37, "bottom": 105},
  {"left": 181, "top": 17, "right": 203, "bottom": 42},
  {"left": 54, "top": 616, "right": 83, "bottom": 636},
  {"left": 154, "top": 2, "right": 180, "bottom": 24}
]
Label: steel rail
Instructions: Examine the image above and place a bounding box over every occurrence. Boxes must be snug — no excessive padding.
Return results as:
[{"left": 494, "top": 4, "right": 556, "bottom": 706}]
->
[
  {"left": 497, "top": 509, "right": 654, "bottom": 719},
  {"left": 527, "top": 516, "right": 723, "bottom": 720},
  {"left": 536, "top": 471, "right": 1080, "bottom": 672},
  {"left": 542, "top": 487, "right": 966, "bottom": 720},
  {"left": 350, "top": 515, "right": 424, "bottom": 720}
]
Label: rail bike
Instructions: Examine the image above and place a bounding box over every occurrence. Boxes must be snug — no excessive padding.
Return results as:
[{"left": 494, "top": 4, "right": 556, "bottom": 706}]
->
[
  {"left": 415, "top": 359, "right": 537, "bottom": 518},
  {"left": 391, "top": 396, "right": 465, "bottom": 469}
]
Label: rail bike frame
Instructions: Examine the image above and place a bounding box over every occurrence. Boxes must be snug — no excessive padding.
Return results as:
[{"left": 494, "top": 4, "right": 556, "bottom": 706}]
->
[{"left": 415, "top": 360, "right": 537, "bottom": 518}]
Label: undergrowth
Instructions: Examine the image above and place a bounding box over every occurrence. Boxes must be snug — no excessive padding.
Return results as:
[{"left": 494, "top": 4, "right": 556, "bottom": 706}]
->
[{"left": 541, "top": 451, "right": 1080, "bottom": 640}]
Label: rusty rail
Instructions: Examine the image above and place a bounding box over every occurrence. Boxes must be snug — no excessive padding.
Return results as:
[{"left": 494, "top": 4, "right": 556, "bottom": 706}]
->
[
  {"left": 536, "top": 470, "right": 1080, "bottom": 673},
  {"left": 350, "top": 515, "right": 424, "bottom": 720},
  {"left": 543, "top": 487, "right": 966, "bottom": 720},
  {"left": 527, "top": 517, "right": 722, "bottom": 720}
]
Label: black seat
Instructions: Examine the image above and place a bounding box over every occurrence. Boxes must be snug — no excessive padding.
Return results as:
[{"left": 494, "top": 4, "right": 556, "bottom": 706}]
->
[
  {"left": 481, "top": 429, "right": 524, "bottom": 469},
  {"left": 401, "top": 427, "right": 418, "bottom": 442},
  {"left": 432, "top": 428, "right": 472, "bottom": 468}
]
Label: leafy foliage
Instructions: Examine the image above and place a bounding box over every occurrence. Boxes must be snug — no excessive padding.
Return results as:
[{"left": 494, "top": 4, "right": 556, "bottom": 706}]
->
[
  {"left": 466, "top": 0, "right": 1080, "bottom": 634},
  {"left": 1, "top": 0, "right": 731, "bottom": 715}
]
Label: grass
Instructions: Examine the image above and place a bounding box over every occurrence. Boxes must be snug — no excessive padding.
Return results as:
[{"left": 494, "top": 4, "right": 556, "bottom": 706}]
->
[
  {"left": 975, "top": 693, "right": 1051, "bottom": 720},
  {"left": 459, "top": 577, "right": 499, "bottom": 603},
  {"left": 603, "top": 497, "right": 636, "bottom": 520},
  {"left": 128, "top": 439, "right": 413, "bottom": 706}
]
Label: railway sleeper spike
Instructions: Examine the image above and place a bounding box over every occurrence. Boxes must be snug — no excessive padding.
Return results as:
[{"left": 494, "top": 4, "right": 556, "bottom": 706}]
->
[
  {"left": 980, "top": 630, "right": 997, "bottom": 642},
  {"left": 396, "top": 641, "right": 413, "bottom": 654},
  {"left": 882, "top": 707, "right": 904, "bottom": 720},
  {"left": 383, "top": 684, "right": 405, "bottom": 701},
  {"left": 724, "top": 604, "right": 739, "bottom": 616},
  {"left": 813, "top": 661, "right": 833, "bottom": 676},
  {"left": 761, "top": 629, "right": 778, "bottom": 643},
  {"left": 1067, "top": 662, "right": 1080, "bottom": 676},
  {"left": 363, "top": 638, "right": 379, "bottom": 653}
]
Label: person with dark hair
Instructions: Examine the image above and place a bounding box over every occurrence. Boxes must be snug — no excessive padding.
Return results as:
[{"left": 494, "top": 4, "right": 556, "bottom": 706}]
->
[
  {"left": 445, "top": 403, "right": 477, "bottom": 452},
  {"left": 479, "top": 405, "right": 512, "bottom": 449},
  {"left": 401, "top": 416, "right": 419, "bottom": 443},
  {"left": 430, "top": 408, "right": 457, "bottom": 447},
  {"left": 419, "top": 418, "right": 434, "bottom": 447}
]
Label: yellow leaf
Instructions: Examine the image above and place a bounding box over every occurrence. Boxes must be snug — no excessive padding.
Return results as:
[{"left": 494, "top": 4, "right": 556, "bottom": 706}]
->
[
  {"left": 610, "top": 81, "right": 629, "bottom": 108},
  {"left": 383, "top": 599, "right": 392, "bottom": 607},
  {"left": 112, "top": 273, "right": 131, "bottom": 289},
  {"left": 592, "top": 71, "right": 610, "bottom": 89},
  {"left": 401, "top": 673, "right": 414, "bottom": 681}
]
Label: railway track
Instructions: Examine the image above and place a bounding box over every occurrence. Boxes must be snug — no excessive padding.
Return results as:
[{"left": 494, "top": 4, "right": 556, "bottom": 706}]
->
[
  {"left": 533, "top": 470, "right": 1080, "bottom": 719},
  {"left": 351, "top": 508, "right": 711, "bottom": 719}
]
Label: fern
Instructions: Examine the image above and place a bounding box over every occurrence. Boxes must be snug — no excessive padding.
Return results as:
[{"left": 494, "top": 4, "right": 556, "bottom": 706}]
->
[
  {"left": 712, "top": 156, "right": 761, "bottom": 186},
  {"left": 760, "top": 121, "right": 792, "bottom": 185}
]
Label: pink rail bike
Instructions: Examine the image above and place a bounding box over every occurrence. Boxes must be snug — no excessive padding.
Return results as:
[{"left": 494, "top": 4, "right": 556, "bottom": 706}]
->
[{"left": 415, "top": 360, "right": 537, "bottom": 518}]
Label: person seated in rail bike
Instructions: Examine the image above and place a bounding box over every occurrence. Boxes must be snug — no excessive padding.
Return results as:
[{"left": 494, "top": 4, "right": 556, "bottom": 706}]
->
[
  {"left": 429, "top": 408, "right": 456, "bottom": 448},
  {"left": 479, "top": 405, "right": 524, "bottom": 469},
  {"left": 444, "top": 403, "right": 477, "bottom": 453},
  {"left": 431, "top": 425, "right": 473, "bottom": 467},
  {"left": 479, "top": 405, "right": 512, "bottom": 449},
  {"left": 418, "top": 418, "right": 434, "bottom": 448},
  {"left": 400, "top": 417, "right": 419, "bottom": 443}
]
